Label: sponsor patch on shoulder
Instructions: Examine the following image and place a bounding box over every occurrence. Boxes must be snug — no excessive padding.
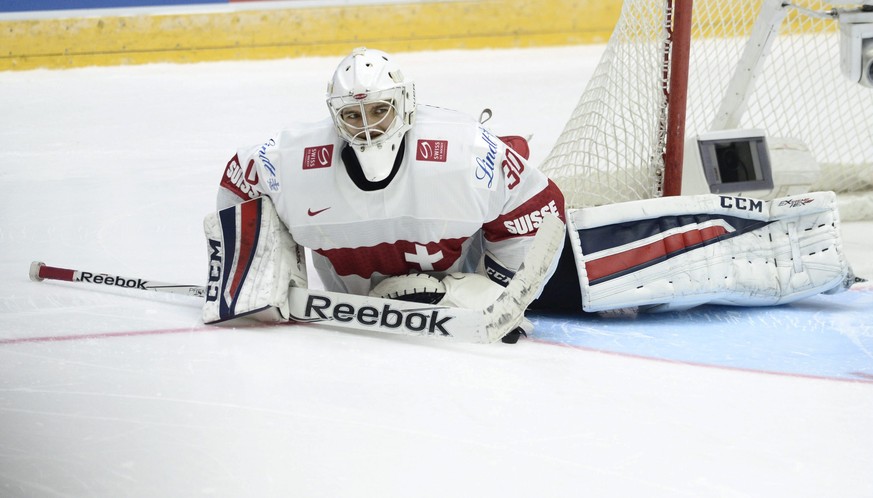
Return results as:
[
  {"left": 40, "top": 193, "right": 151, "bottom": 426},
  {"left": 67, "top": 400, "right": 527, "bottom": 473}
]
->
[
  {"left": 303, "top": 144, "right": 334, "bottom": 170},
  {"left": 220, "top": 154, "right": 261, "bottom": 201},
  {"left": 416, "top": 139, "right": 448, "bottom": 162}
]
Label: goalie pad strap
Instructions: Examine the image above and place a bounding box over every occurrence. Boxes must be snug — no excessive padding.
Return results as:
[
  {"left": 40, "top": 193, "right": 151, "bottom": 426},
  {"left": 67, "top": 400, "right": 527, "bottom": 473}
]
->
[{"left": 568, "top": 193, "right": 850, "bottom": 312}]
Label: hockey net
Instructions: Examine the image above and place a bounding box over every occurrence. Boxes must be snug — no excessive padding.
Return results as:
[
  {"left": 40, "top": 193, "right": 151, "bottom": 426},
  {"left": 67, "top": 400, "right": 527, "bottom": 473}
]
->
[{"left": 540, "top": 0, "right": 873, "bottom": 220}]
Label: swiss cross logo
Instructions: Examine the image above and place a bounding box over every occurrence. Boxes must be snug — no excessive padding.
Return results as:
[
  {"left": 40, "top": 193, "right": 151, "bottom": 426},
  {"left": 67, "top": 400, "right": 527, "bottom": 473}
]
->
[
  {"left": 416, "top": 139, "right": 448, "bottom": 162},
  {"left": 303, "top": 145, "right": 334, "bottom": 169},
  {"left": 404, "top": 243, "right": 445, "bottom": 271}
]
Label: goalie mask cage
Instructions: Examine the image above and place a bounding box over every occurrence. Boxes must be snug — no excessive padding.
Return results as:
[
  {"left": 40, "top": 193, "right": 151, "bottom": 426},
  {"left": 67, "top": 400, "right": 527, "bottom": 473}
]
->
[{"left": 540, "top": 0, "right": 873, "bottom": 220}]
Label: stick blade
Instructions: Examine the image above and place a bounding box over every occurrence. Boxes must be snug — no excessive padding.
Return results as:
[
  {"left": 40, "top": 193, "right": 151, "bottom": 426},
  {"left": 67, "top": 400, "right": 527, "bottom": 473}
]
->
[{"left": 485, "top": 214, "right": 565, "bottom": 342}]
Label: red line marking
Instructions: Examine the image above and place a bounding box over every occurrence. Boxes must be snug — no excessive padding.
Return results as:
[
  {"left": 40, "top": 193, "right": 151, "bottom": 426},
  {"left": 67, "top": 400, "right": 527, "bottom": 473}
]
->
[
  {"left": 0, "top": 321, "right": 298, "bottom": 346},
  {"left": 5, "top": 319, "right": 870, "bottom": 384},
  {"left": 0, "top": 326, "right": 222, "bottom": 345},
  {"left": 530, "top": 338, "right": 873, "bottom": 385}
]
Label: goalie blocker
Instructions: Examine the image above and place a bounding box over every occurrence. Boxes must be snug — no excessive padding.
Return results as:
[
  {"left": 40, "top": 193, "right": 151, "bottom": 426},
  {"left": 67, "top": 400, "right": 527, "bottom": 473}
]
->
[
  {"left": 202, "top": 196, "right": 308, "bottom": 323},
  {"left": 534, "top": 191, "right": 853, "bottom": 313}
]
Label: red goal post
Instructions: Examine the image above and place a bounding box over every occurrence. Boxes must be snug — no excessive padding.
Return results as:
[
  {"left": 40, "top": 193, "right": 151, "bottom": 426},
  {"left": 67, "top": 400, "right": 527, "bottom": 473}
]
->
[{"left": 541, "top": 0, "right": 873, "bottom": 220}]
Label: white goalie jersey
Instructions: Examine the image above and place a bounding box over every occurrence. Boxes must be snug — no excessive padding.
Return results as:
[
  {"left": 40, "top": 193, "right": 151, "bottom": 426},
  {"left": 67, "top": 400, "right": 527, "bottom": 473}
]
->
[{"left": 217, "top": 105, "right": 566, "bottom": 297}]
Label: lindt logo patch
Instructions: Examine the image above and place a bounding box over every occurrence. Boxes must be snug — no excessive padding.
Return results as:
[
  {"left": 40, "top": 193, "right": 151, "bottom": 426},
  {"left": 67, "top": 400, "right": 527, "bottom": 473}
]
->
[
  {"left": 303, "top": 145, "right": 334, "bottom": 169},
  {"left": 416, "top": 139, "right": 448, "bottom": 162}
]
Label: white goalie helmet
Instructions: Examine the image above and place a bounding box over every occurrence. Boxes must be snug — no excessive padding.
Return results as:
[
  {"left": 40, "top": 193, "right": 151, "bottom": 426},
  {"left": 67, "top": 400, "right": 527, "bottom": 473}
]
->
[{"left": 326, "top": 47, "right": 416, "bottom": 182}]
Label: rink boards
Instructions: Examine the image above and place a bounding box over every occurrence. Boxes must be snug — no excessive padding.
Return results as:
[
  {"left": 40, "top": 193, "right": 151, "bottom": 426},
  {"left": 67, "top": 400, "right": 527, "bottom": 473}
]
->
[{"left": 0, "top": 0, "right": 617, "bottom": 71}]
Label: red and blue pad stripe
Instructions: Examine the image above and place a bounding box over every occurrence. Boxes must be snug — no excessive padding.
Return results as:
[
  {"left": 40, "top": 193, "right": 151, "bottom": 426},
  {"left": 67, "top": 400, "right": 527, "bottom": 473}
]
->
[
  {"left": 216, "top": 197, "right": 262, "bottom": 320},
  {"left": 577, "top": 213, "right": 770, "bottom": 286}
]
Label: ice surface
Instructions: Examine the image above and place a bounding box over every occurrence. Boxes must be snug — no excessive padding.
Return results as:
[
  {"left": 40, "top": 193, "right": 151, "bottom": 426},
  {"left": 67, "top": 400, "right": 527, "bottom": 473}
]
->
[{"left": 1, "top": 46, "right": 872, "bottom": 497}]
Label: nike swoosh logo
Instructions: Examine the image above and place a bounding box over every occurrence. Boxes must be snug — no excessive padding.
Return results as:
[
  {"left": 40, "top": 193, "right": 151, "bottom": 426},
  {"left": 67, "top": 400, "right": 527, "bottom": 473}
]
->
[{"left": 307, "top": 207, "right": 331, "bottom": 216}]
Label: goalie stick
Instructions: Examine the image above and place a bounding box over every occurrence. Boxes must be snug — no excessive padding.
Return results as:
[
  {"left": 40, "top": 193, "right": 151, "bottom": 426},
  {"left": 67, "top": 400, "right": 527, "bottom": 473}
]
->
[
  {"left": 28, "top": 214, "right": 563, "bottom": 343},
  {"left": 29, "top": 261, "right": 207, "bottom": 298}
]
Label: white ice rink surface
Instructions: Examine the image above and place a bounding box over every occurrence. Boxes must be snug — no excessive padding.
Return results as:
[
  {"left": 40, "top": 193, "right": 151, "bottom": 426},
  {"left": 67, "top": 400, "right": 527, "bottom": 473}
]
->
[{"left": 1, "top": 46, "right": 872, "bottom": 497}]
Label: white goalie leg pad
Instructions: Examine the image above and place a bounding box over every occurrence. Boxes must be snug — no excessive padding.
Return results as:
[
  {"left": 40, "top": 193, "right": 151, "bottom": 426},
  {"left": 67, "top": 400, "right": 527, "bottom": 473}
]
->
[
  {"left": 569, "top": 192, "right": 851, "bottom": 312},
  {"left": 202, "top": 196, "right": 307, "bottom": 324}
]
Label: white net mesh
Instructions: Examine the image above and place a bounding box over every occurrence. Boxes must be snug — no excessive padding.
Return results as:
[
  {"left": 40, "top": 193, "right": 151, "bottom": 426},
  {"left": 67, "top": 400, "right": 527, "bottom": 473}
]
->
[{"left": 541, "top": 0, "right": 873, "bottom": 220}]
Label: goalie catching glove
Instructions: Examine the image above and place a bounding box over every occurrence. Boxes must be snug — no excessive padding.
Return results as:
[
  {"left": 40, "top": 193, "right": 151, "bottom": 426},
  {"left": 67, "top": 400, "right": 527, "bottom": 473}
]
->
[{"left": 369, "top": 272, "right": 532, "bottom": 343}]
